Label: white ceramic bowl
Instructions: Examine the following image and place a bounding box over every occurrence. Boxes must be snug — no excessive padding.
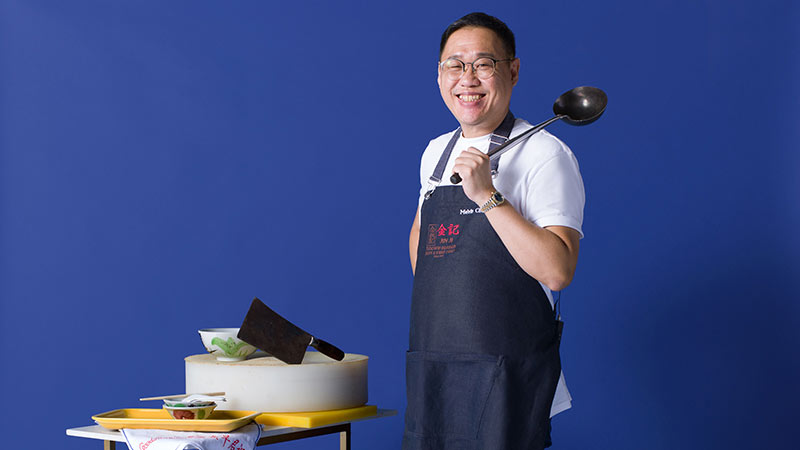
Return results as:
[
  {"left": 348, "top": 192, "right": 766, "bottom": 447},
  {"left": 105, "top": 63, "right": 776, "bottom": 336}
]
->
[
  {"left": 198, "top": 328, "right": 257, "bottom": 361},
  {"left": 164, "top": 403, "right": 217, "bottom": 420}
]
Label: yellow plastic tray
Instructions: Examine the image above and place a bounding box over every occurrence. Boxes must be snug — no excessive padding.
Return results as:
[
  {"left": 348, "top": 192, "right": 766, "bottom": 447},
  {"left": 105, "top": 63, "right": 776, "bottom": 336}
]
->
[
  {"left": 255, "top": 405, "right": 378, "bottom": 428},
  {"left": 92, "top": 408, "right": 260, "bottom": 432}
]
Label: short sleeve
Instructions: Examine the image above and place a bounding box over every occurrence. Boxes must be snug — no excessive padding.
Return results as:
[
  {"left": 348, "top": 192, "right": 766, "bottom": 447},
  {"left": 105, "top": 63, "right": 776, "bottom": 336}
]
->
[{"left": 527, "top": 152, "right": 585, "bottom": 238}]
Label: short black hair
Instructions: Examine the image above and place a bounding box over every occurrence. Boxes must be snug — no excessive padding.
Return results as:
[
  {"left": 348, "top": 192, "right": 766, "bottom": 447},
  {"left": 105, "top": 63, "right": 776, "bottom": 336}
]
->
[{"left": 439, "top": 12, "right": 516, "bottom": 59}]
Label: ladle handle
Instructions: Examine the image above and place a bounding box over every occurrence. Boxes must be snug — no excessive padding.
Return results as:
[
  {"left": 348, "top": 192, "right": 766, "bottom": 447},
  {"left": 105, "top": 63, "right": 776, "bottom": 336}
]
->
[{"left": 449, "top": 115, "right": 565, "bottom": 185}]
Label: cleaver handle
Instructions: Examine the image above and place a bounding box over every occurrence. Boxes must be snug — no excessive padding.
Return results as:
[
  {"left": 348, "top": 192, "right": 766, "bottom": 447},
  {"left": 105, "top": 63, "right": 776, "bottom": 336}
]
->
[{"left": 310, "top": 336, "right": 345, "bottom": 361}]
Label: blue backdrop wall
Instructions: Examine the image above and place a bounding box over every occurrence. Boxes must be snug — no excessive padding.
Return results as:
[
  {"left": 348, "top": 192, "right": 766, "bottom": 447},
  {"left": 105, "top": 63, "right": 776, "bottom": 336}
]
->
[{"left": 1, "top": 1, "right": 798, "bottom": 449}]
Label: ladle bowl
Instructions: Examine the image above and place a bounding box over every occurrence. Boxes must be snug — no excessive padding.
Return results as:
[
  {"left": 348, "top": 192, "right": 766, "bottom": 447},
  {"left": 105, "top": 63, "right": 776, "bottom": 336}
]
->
[{"left": 553, "top": 86, "right": 607, "bottom": 125}]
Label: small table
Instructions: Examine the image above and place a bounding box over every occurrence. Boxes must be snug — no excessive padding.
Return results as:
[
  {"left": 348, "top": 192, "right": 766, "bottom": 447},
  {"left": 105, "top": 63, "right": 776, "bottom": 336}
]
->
[{"left": 67, "top": 409, "right": 396, "bottom": 450}]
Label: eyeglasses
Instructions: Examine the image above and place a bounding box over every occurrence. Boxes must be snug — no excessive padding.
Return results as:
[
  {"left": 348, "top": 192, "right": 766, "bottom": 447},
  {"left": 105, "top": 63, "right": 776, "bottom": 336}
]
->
[{"left": 439, "top": 56, "right": 514, "bottom": 80}]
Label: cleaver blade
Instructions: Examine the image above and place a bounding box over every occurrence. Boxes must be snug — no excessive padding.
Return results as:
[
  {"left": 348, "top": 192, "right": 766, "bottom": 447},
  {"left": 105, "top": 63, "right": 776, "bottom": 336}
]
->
[{"left": 237, "top": 297, "right": 345, "bottom": 365}]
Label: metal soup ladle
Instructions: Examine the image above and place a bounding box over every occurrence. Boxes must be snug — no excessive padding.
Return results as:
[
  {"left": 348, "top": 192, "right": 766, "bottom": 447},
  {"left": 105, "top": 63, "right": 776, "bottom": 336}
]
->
[{"left": 450, "top": 85, "right": 608, "bottom": 184}]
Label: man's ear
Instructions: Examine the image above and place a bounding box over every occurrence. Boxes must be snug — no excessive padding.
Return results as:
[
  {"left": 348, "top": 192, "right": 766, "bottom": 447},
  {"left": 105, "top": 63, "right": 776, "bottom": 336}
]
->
[{"left": 510, "top": 58, "right": 520, "bottom": 87}]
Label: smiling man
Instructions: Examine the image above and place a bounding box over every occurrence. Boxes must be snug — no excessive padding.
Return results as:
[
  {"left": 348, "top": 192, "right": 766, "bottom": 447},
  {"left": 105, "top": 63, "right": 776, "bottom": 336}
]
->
[{"left": 405, "top": 12, "right": 585, "bottom": 450}]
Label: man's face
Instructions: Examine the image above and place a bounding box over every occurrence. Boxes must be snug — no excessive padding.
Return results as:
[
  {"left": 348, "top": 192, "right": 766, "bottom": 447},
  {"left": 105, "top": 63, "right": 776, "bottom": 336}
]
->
[{"left": 438, "top": 26, "right": 519, "bottom": 138}]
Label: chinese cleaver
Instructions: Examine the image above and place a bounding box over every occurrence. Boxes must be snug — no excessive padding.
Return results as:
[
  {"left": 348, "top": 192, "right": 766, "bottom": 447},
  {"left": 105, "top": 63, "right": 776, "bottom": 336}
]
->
[{"left": 237, "top": 297, "right": 345, "bottom": 364}]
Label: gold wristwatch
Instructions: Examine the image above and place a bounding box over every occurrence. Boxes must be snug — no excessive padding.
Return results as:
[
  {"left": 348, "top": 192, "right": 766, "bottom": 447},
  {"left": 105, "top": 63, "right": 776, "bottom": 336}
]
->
[{"left": 479, "top": 190, "right": 505, "bottom": 213}]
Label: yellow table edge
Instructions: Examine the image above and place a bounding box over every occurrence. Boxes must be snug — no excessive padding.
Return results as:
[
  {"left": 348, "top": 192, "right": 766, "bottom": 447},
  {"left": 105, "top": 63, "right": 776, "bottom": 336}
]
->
[{"left": 255, "top": 405, "right": 379, "bottom": 428}]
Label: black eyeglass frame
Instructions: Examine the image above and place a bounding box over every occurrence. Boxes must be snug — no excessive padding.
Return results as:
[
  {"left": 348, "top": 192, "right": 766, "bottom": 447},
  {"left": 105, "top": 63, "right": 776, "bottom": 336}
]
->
[{"left": 438, "top": 56, "right": 515, "bottom": 80}]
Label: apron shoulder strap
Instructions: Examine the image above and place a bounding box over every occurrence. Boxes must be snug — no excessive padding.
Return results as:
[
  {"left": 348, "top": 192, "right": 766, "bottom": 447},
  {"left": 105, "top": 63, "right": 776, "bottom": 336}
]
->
[{"left": 488, "top": 111, "right": 516, "bottom": 174}]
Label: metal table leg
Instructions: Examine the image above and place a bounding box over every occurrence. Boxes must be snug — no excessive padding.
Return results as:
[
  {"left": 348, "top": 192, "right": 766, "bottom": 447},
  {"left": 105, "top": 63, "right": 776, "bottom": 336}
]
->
[
  {"left": 257, "top": 423, "right": 351, "bottom": 448},
  {"left": 339, "top": 423, "right": 351, "bottom": 450}
]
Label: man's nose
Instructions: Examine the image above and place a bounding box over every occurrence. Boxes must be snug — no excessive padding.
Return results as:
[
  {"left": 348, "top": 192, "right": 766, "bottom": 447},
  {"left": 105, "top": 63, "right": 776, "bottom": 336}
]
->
[{"left": 458, "top": 64, "right": 480, "bottom": 84}]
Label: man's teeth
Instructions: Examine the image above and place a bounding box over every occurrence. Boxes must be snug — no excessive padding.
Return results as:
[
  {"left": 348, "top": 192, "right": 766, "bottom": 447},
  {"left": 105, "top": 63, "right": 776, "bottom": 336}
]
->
[{"left": 459, "top": 95, "right": 482, "bottom": 102}]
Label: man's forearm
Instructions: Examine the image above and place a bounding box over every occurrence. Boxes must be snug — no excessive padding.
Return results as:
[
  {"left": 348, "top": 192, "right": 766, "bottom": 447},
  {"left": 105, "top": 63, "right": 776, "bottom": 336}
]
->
[
  {"left": 409, "top": 209, "right": 420, "bottom": 275},
  {"left": 484, "top": 202, "right": 580, "bottom": 291}
]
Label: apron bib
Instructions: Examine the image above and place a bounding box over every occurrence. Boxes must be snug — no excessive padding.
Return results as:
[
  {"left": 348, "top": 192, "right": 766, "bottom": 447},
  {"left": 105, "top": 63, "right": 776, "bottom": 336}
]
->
[{"left": 404, "top": 113, "right": 562, "bottom": 450}]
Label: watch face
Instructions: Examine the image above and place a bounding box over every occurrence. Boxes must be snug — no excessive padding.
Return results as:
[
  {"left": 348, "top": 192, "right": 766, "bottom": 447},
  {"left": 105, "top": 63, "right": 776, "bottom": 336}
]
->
[{"left": 493, "top": 192, "right": 504, "bottom": 203}]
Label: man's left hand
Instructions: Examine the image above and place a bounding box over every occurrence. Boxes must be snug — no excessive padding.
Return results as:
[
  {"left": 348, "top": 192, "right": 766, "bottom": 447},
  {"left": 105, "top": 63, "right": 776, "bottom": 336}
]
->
[{"left": 453, "top": 147, "right": 495, "bottom": 206}]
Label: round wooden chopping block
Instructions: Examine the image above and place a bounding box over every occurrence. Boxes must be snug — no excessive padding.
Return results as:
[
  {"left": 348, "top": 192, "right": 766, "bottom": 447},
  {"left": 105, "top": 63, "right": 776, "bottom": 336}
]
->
[{"left": 185, "top": 352, "right": 368, "bottom": 412}]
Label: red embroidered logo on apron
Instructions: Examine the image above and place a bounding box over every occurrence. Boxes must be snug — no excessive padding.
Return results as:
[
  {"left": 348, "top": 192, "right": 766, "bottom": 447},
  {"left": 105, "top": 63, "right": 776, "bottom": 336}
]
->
[{"left": 424, "top": 223, "right": 460, "bottom": 258}]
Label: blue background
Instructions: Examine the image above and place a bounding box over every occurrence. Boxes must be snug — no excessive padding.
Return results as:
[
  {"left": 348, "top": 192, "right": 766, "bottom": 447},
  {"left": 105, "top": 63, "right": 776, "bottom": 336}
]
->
[{"left": 1, "top": 1, "right": 798, "bottom": 449}]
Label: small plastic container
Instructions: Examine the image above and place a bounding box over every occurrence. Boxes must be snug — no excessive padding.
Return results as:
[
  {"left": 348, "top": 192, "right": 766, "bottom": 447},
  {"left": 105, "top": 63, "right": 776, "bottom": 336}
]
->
[{"left": 198, "top": 328, "right": 257, "bottom": 361}]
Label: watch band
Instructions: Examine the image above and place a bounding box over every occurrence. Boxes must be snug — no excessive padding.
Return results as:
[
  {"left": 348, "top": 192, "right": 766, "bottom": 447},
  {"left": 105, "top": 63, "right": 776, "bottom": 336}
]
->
[{"left": 480, "top": 191, "right": 505, "bottom": 213}]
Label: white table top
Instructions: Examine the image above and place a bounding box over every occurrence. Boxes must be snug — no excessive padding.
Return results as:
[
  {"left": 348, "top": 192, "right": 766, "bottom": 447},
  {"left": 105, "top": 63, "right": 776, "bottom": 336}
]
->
[{"left": 67, "top": 408, "right": 397, "bottom": 443}]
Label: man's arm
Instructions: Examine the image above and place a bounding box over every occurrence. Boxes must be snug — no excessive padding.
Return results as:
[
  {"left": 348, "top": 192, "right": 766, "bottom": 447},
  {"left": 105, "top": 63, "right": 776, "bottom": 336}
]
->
[
  {"left": 453, "top": 147, "right": 580, "bottom": 291},
  {"left": 485, "top": 207, "right": 580, "bottom": 291},
  {"left": 409, "top": 208, "right": 420, "bottom": 275}
]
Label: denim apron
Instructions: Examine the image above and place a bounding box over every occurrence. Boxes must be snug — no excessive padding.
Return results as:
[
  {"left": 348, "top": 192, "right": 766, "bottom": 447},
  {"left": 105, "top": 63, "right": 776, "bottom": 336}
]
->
[{"left": 404, "top": 113, "right": 562, "bottom": 450}]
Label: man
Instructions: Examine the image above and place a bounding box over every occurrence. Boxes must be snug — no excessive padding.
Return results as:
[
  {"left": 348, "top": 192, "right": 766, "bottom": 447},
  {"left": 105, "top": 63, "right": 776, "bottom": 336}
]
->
[{"left": 405, "top": 12, "right": 585, "bottom": 450}]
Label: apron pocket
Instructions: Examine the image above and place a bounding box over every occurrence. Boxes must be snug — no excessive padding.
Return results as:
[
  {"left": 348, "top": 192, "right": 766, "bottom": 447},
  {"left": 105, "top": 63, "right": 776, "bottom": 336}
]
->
[{"left": 405, "top": 351, "right": 503, "bottom": 440}]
